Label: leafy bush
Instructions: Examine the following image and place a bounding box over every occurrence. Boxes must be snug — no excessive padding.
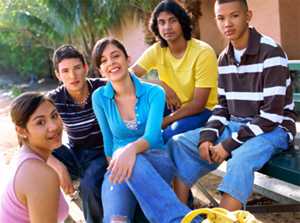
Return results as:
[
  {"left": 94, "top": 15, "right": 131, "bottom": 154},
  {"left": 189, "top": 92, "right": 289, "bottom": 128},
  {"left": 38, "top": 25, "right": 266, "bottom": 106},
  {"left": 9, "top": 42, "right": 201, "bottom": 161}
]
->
[{"left": 0, "top": 42, "right": 52, "bottom": 78}]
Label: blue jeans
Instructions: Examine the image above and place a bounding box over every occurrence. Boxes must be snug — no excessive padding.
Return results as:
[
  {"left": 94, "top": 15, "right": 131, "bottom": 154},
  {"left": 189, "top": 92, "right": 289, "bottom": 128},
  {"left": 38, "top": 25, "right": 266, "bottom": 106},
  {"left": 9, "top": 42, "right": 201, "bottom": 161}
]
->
[
  {"left": 53, "top": 145, "right": 107, "bottom": 223},
  {"left": 167, "top": 121, "right": 289, "bottom": 204},
  {"left": 101, "top": 150, "right": 194, "bottom": 223},
  {"left": 163, "top": 107, "right": 212, "bottom": 143}
]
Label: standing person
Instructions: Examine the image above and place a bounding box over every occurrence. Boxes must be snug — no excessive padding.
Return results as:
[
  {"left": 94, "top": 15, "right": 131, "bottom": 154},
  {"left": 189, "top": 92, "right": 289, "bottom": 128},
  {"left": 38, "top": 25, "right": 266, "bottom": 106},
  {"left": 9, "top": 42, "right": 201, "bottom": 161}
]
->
[
  {"left": 132, "top": 0, "right": 218, "bottom": 143},
  {"left": 47, "top": 45, "right": 107, "bottom": 223},
  {"left": 92, "top": 37, "right": 195, "bottom": 223},
  {"left": 0, "top": 92, "right": 69, "bottom": 223},
  {"left": 168, "top": 0, "right": 296, "bottom": 210}
]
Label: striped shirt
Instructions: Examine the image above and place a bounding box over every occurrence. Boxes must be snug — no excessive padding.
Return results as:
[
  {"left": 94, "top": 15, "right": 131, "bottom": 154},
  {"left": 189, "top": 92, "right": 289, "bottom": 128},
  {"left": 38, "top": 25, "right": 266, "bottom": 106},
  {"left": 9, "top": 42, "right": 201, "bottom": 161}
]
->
[
  {"left": 48, "top": 78, "right": 105, "bottom": 150},
  {"left": 199, "top": 28, "right": 296, "bottom": 153}
]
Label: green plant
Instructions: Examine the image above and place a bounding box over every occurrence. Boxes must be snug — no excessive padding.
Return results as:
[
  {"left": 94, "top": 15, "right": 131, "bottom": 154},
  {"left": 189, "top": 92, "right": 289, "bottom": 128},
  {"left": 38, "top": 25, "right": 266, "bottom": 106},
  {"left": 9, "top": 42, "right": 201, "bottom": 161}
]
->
[{"left": 10, "top": 85, "right": 22, "bottom": 97}]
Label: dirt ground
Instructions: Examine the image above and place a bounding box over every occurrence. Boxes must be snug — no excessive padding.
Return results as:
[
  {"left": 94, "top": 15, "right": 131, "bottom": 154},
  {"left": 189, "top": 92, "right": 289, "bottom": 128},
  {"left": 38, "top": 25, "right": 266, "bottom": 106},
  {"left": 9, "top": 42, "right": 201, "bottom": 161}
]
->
[
  {"left": 0, "top": 89, "right": 18, "bottom": 164},
  {"left": 0, "top": 76, "right": 299, "bottom": 223}
]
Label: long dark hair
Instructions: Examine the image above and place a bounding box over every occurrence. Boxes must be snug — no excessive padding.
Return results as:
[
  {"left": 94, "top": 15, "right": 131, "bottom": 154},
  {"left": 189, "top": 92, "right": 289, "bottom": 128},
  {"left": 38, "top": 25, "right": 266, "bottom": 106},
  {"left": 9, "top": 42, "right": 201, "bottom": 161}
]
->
[
  {"left": 10, "top": 92, "right": 55, "bottom": 146},
  {"left": 150, "top": 0, "right": 192, "bottom": 47}
]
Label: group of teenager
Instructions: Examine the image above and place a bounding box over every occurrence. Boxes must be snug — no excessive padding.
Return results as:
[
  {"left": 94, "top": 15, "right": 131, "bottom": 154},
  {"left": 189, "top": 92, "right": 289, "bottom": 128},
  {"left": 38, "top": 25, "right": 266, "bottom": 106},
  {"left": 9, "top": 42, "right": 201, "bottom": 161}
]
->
[{"left": 0, "top": 0, "right": 296, "bottom": 222}]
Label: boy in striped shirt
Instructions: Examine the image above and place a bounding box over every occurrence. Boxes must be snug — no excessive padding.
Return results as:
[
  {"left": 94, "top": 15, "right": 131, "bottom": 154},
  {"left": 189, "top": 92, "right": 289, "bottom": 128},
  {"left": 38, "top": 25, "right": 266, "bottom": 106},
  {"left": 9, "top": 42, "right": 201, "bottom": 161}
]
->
[
  {"left": 168, "top": 0, "right": 296, "bottom": 211},
  {"left": 47, "top": 45, "right": 107, "bottom": 223}
]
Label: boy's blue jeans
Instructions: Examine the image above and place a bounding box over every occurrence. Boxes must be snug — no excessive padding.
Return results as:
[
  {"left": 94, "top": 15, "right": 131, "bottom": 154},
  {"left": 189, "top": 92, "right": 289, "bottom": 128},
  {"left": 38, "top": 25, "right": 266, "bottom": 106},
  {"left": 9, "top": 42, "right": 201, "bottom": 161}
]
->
[
  {"left": 53, "top": 145, "right": 107, "bottom": 223},
  {"left": 163, "top": 107, "right": 212, "bottom": 143},
  {"left": 101, "top": 150, "right": 193, "bottom": 223},
  {"left": 167, "top": 121, "right": 289, "bottom": 204}
]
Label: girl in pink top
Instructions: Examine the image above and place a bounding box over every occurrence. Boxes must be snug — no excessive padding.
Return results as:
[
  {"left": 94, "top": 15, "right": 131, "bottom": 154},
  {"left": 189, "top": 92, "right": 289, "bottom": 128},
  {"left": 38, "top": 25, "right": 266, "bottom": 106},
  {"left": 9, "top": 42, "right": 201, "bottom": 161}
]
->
[{"left": 0, "top": 92, "right": 69, "bottom": 223}]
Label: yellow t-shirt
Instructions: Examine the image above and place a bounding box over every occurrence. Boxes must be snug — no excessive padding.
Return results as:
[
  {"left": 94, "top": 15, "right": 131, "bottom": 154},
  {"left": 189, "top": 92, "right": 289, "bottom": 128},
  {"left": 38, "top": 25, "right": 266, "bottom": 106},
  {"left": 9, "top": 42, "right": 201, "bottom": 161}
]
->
[{"left": 136, "top": 38, "right": 218, "bottom": 110}]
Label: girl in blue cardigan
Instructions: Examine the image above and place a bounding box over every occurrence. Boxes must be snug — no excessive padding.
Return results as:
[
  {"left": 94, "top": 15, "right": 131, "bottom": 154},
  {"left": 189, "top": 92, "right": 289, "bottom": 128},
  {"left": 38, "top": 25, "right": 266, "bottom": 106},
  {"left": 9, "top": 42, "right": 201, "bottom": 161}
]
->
[{"left": 91, "top": 38, "right": 192, "bottom": 223}]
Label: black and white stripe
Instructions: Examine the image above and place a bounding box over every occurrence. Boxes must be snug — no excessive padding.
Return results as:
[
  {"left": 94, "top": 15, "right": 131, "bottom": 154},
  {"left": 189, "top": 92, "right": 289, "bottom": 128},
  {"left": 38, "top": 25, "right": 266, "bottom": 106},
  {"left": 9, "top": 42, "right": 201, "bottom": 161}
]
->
[
  {"left": 48, "top": 78, "right": 105, "bottom": 150},
  {"left": 199, "top": 28, "right": 296, "bottom": 152}
]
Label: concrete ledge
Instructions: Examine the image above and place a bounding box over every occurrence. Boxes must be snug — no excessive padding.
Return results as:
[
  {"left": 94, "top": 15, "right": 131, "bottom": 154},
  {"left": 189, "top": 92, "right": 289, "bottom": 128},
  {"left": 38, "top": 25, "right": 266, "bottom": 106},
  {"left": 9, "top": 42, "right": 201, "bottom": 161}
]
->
[{"left": 212, "top": 162, "right": 300, "bottom": 204}]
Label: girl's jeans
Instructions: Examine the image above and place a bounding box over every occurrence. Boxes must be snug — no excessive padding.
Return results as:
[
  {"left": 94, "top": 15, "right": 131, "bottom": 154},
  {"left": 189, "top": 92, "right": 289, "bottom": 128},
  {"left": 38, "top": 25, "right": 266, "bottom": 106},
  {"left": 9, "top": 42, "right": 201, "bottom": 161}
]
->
[{"left": 102, "top": 150, "right": 192, "bottom": 223}]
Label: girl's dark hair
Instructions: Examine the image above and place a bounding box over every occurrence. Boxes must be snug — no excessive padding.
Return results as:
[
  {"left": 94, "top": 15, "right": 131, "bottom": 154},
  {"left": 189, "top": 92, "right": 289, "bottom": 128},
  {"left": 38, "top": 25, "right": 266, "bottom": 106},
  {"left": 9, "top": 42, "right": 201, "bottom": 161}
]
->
[
  {"left": 92, "top": 37, "right": 128, "bottom": 70},
  {"left": 52, "top": 44, "right": 86, "bottom": 72},
  {"left": 150, "top": 0, "right": 192, "bottom": 47},
  {"left": 10, "top": 92, "right": 55, "bottom": 146}
]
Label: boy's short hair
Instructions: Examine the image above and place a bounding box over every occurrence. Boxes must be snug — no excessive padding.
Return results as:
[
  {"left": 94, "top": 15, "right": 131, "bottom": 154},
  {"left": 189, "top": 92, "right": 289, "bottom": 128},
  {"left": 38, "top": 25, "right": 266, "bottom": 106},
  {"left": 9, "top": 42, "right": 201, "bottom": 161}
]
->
[
  {"left": 215, "top": 0, "right": 248, "bottom": 10},
  {"left": 150, "top": 0, "right": 192, "bottom": 47},
  {"left": 52, "top": 44, "right": 86, "bottom": 72}
]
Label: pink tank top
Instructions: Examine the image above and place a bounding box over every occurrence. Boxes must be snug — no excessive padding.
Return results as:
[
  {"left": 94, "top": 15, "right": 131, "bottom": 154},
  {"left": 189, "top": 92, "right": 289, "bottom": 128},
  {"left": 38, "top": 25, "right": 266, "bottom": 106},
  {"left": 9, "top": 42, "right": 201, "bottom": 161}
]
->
[{"left": 0, "top": 149, "right": 69, "bottom": 223}]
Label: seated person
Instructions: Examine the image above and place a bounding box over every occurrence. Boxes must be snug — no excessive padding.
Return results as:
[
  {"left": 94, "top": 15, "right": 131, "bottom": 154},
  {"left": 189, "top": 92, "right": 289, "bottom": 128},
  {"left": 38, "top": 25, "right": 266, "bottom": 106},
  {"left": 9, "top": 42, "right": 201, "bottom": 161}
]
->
[
  {"left": 168, "top": 0, "right": 296, "bottom": 210},
  {"left": 0, "top": 92, "right": 69, "bottom": 223},
  {"left": 131, "top": 0, "right": 218, "bottom": 143},
  {"left": 47, "top": 45, "right": 107, "bottom": 223},
  {"left": 92, "top": 37, "right": 194, "bottom": 223}
]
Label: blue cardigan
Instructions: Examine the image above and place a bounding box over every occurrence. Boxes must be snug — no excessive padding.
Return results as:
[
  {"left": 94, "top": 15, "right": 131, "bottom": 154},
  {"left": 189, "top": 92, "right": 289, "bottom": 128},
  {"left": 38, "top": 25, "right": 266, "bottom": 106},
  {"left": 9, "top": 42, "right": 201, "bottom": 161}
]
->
[{"left": 92, "top": 74, "right": 165, "bottom": 157}]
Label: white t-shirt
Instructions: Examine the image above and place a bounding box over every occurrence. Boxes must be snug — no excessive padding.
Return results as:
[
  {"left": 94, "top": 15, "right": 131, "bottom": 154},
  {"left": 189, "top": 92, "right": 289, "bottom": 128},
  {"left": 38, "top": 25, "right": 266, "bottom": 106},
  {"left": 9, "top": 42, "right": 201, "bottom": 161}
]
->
[{"left": 234, "top": 48, "right": 246, "bottom": 64}]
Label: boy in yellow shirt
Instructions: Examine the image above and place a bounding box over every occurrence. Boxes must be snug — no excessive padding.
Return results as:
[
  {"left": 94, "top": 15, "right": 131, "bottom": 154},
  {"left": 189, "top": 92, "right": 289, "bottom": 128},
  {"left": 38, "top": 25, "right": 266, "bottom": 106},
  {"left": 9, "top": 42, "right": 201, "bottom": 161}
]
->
[{"left": 132, "top": 0, "right": 218, "bottom": 143}]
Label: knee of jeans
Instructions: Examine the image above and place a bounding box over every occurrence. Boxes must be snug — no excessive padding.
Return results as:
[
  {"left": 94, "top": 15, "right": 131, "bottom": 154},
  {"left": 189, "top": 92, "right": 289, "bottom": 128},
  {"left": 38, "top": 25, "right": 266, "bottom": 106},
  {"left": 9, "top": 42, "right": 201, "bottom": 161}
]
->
[
  {"left": 131, "top": 154, "right": 159, "bottom": 179},
  {"left": 52, "top": 145, "right": 71, "bottom": 159},
  {"left": 227, "top": 156, "right": 252, "bottom": 176},
  {"left": 166, "top": 137, "right": 183, "bottom": 164},
  {"left": 134, "top": 154, "right": 149, "bottom": 170}
]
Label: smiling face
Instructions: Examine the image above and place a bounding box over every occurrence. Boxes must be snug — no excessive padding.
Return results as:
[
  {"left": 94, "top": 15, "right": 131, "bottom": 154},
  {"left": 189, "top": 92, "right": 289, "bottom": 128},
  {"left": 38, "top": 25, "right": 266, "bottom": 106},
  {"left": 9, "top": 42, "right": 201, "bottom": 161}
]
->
[
  {"left": 17, "top": 100, "right": 63, "bottom": 154},
  {"left": 56, "top": 58, "right": 88, "bottom": 95},
  {"left": 98, "top": 43, "right": 130, "bottom": 82},
  {"left": 157, "top": 11, "right": 184, "bottom": 43},
  {"left": 215, "top": 1, "right": 252, "bottom": 49}
]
